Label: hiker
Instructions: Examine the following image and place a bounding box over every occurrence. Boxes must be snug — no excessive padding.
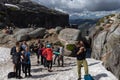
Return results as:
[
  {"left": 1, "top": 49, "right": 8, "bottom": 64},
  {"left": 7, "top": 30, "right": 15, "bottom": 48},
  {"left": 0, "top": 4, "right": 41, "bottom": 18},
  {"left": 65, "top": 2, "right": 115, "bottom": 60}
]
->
[
  {"left": 11, "top": 42, "right": 23, "bottom": 72},
  {"left": 24, "top": 47, "right": 32, "bottom": 77},
  {"left": 53, "top": 46, "right": 60, "bottom": 66},
  {"left": 21, "top": 41, "right": 28, "bottom": 73},
  {"left": 38, "top": 43, "right": 46, "bottom": 65},
  {"left": 42, "top": 44, "right": 53, "bottom": 72},
  {"left": 76, "top": 41, "right": 88, "bottom": 80},
  {"left": 21, "top": 41, "right": 28, "bottom": 51},
  {"left": 12, "top": 47, "right": 22, "bottom": 79},
  {"left": 58, "top": 45, "right": 64, "bottom": 67},
  {"left": 33, "top": 42, "right": 39, "bottom": 64}
]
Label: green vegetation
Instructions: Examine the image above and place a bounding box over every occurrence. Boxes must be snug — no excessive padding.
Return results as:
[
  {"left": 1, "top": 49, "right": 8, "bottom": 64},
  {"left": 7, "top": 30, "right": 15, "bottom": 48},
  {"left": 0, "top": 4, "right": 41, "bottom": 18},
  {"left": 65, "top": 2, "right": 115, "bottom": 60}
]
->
[
  {"left": 96, "top": 18, "right": 104, "bottom": 26},
  {"left": 54, "top": 41, "right": 64, "bottom": 47},
  {"left": 66, "top": 44, "right": 75, "bottom": 51},
  {"left": 99, "top": 27, "right": 104, "bottom": 31},
  {"left": 96, "top": 14, "right": 115, "bottom": 26}
]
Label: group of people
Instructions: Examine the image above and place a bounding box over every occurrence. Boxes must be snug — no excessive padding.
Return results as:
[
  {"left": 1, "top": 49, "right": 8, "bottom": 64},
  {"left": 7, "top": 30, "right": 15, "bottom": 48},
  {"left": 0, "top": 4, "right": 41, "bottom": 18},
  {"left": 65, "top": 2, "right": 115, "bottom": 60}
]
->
[
  {"left": 10, "top": 38, "right": 90, "bottom": 80},
  {"left": 10, "top": 39, "right": 64, "bottom": 79}
]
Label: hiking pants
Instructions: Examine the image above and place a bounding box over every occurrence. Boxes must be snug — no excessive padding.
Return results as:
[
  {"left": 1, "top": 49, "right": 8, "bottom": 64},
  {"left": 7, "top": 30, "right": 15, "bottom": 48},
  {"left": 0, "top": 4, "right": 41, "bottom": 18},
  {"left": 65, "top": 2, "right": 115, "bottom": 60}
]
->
[
  {"left": 25, "top": 64, "right": 31, "bottom": 76},
  {"left": 77, "top": 59, "right": 88, "bottom": 78},
  {"left": 54, "top": 54, "right": 59, "bottom": 64},
  {"left": 41, "top": 55, "right": 44, "bottom": 65},
  {"left": 47, "top": 60, "right": 52, "bottom": 69},
  {"left": 43, "top": 57, "right": 47, "bottom": 67},
  {"left": 58, "top": 55, "right": 64, "bottom": 66},
  {"left": 15, "top": 63, "right": 21, "bottom": 77}
]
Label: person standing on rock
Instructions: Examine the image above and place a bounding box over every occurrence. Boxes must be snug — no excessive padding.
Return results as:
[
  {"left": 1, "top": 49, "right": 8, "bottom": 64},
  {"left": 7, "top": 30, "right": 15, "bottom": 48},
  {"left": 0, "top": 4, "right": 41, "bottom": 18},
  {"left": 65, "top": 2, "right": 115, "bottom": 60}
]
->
[
  {"left": 11, "top": 41, "right": 23, "bottom": 72},
  {"left": 58, "top": 45, "right": 64, "bottom": 67},
  {"left": 76, "top": 41, "right": 88, "bottom": 80},
  {"left": 24, "top": 47, "right": 32, "bottom": 77},
  {"left": 12, "top": 47, "right": 22, "bottom": 79},
  {"left": 42, "top": 44, "right": 53, "bottom": 72}
]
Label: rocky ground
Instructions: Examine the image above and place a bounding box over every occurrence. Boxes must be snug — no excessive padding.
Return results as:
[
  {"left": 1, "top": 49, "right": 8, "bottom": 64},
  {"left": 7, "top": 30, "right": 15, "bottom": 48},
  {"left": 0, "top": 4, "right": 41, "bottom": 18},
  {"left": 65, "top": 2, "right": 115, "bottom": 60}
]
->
[{"left": 0, "top": 47, "right": 118, "bottom": 80}]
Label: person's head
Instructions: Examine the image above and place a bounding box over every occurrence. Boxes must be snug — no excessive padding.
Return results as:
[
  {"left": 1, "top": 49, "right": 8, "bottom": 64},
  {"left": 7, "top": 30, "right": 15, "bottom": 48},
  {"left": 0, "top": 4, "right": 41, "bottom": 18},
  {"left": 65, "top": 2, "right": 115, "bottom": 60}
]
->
[
  {"left": 75, "top": 41, "right": 80, "bottom": 47},
  {"left": 25, "top": 47, "right": 29, "bottom": 52},
  {"left": 79, "top": 40, "right": 84, "bottom": 47},
  {"left": 23, "top": 41, "right": 27, "bottom": 45},
  {"left": 46, "top": 44, "right": 51, "bottom": 48},
  {"left": 16, "top": 41, "right": 20, "bottom": 47},
  {"left": 16, "top": 47, "right": 20, "bottom": 52},
  {"left": 38, "top": 39, "right": 41, "bottom": 43}
]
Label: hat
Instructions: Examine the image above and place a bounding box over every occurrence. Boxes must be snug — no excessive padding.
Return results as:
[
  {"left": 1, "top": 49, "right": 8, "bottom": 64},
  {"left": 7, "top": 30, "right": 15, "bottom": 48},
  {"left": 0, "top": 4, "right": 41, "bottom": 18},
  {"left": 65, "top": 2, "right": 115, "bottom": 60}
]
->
[{"left": 46, "top": 44, "right": 51, "bottom": 48}]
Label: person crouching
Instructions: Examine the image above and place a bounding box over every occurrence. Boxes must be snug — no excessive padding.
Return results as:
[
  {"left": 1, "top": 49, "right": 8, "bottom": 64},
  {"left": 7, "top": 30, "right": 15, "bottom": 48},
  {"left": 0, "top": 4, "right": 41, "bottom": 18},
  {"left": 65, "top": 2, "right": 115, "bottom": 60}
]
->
[{"left": 42, "top": 44, "right": 53, "bottom": 72}]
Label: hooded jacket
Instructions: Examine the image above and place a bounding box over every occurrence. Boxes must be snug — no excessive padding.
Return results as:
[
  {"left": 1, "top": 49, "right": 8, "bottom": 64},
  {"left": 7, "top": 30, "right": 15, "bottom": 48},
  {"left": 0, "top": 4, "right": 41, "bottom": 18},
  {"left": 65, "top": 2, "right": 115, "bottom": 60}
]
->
[{"left": 42, "top": 48, "right": 53, "bottom": 61}]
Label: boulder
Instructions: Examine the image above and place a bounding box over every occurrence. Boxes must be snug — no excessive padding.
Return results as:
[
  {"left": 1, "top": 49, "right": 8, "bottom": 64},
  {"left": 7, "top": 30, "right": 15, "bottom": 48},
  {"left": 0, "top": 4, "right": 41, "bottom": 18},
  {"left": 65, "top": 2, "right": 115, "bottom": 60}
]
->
[
  {"left": 16, "top": 34, "right": 29, "bottom": 42},
  {"left": 58, "top": 28, "right": 81, "bottom": 44},
  {"left": 55, "top": 26, "right": 63, "bottom": 34},
  {"left": 14, "top": 28, "right": 34, "bottom": 37},
  {"left": 29, "top": 28, "right": 46, "bottom": 38}
]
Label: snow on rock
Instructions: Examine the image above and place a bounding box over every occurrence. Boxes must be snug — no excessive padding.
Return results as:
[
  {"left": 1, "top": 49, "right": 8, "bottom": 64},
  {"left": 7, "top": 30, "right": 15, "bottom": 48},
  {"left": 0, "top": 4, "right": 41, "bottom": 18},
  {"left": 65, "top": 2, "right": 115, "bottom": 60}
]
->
[
  {"left": 0, "top": 47, "right": 11, "bottom": 64},
  {"left": 0, "top": 47, "right": 11, "bottom": 79},
  {"left": 1, "top": 55, "right": 118, "bottom": 80}
]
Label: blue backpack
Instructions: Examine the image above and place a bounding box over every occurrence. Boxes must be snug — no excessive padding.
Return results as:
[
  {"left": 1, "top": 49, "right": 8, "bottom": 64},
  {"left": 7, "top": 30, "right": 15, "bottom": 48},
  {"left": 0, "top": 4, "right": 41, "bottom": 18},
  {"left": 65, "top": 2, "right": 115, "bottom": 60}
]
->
[{"left": 84, "top": 74, "right": 94, "bottom": 80}]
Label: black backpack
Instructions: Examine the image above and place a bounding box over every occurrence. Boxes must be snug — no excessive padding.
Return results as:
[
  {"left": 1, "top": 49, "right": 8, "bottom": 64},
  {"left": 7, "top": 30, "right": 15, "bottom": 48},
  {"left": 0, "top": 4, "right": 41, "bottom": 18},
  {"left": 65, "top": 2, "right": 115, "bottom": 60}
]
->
[
  {"left": 8, "top": 72, "right": 16, "bottom": 78},
  {"left": 13, "top": 52, "right": 20, "bottom": 64}
]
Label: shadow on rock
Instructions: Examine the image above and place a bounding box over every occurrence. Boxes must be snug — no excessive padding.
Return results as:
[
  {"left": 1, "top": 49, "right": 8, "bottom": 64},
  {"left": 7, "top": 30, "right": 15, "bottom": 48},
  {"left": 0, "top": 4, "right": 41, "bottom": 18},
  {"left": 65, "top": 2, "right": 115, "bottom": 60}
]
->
[
  {"left": 31, "top": 73, "right": 57, "bottom": 79},
  {"left": 93, "top": 73, "right": 108, "bottom": 80},
  {"left": 31, "top": 67, "right": 42, "bottom": 73},
  {"left": 88, "top": 62, "right": 100, "bottom": 66}
]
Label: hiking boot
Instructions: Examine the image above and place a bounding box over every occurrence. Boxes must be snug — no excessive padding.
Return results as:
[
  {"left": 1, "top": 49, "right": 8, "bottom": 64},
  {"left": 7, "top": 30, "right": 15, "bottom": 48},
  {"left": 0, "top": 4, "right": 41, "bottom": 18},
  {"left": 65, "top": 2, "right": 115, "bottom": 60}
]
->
[
  {"left": 78, "top": 77, "right": 81, "bottom": 80},
  {"left": 18, "top": 76, "right": 23, "bottom": 79},
  {"left": 28, "top": 74, "right": 32, "bottom": 77}
]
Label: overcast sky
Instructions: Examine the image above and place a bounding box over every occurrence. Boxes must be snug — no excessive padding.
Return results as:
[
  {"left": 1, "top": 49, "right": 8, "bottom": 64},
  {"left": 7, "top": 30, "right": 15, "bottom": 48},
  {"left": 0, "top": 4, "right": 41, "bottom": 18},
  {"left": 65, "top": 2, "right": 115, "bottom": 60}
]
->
[{"left": 32, "top": 0, "right": 120, "bottom": 19}]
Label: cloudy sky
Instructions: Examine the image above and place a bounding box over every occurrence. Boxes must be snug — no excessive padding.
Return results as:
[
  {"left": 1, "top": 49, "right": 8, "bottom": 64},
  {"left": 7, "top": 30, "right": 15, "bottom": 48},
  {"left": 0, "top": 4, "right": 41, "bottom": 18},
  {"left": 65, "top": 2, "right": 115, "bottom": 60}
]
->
[{"left": 32, "top": 0, "right": 120, "bottom": 19}]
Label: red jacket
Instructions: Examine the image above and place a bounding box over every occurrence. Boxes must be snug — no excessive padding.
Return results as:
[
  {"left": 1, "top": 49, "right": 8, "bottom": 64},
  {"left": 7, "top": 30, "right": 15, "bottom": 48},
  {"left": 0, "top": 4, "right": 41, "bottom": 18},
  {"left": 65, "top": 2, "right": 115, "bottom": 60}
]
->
[{"left": 42, "top": 48, "right": 53, "bottom": 61}]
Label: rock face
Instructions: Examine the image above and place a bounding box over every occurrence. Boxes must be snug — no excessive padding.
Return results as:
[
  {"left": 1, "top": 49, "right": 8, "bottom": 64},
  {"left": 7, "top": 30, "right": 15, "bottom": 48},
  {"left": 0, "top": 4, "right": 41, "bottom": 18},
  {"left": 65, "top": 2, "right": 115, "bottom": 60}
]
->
[
  {"left": 58, "top": 28, "right": 81, "bottom": 44},
  {"left": 91, "top": 14, "right": 120, "bottom": 79},
  {"left": 0, "top": 0, "right": 69, "bottom": 28}
]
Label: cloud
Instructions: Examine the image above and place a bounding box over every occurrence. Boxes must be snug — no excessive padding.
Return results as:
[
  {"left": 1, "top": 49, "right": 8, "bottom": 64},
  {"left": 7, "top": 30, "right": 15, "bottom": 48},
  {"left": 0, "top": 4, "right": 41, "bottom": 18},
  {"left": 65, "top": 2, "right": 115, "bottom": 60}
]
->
[
  {"left": 33, "top": 0, "right": 120, "bottom": 12},
  {"left": 32, "top": 0, "right": 120, "bottom": 18}
]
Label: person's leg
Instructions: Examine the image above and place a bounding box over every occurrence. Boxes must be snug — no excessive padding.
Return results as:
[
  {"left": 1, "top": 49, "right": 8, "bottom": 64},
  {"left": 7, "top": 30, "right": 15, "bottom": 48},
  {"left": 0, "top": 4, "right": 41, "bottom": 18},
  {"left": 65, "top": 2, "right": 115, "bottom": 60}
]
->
[
  {"left": 22, "top": 62, "right": 25, "bottom": 73},
  {"left": 25, "top": 64, "right": 28, "bottom": 77},
  {"left": 77, "top": 60, "right": 82, "bottom": 79},
  {"left": 83, "top": 59, "right": 88, "bottom": 75},
  {"left": 57, "top": 55, "right": 60, "bottom": 66},
  {"left": 41, "top": 55, "right": 44, "bottom": 65},
  {"left": 15, "top": 64, "right": 18, "bottom": 78},
  {"left": 50, "top": 61, "right": 53, "bottom": 69},
  {"left": 61, "top": 56, "right": 64, "bottom": 66},
  {"left": 53, "top": 55, "right": 57, "bottom": 64},
  {"left": 13, "top": 64, "right": 16, "bottom": 72},
  {"left": 28, "top": 64, "right": 32, "bottom": 76},
  {"left": 37, "top": 53, "right": 40, "bottom": 64},
  {"left": 18, "top": 63, "right": 21, "bottom": 77}
]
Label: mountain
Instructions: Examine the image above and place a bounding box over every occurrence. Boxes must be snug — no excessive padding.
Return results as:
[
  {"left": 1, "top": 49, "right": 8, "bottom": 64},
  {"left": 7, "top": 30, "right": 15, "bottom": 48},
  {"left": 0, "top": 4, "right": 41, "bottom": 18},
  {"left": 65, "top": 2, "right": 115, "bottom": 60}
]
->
[{"left": 0, "top": 0, "right": 69, "bottom": 28}]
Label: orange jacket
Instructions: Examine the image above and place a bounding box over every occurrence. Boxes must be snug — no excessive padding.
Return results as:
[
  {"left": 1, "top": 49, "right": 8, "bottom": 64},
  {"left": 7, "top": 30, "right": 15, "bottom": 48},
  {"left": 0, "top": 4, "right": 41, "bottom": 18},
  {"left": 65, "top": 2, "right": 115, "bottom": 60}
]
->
[{"left": 42, "top": 48, "right": 53, "bottom": 61}]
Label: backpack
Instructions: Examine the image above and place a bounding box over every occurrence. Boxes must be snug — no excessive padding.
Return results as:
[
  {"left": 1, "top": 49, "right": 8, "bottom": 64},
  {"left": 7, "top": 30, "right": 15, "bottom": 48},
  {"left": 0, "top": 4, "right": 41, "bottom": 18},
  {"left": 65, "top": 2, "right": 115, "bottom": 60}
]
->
[
  {"left": 13, "top": 52, "right": 20, "bottom": 64},
  {"left": 8, "top": 72, "right": 16, "bottom": 78},
  {"left": 10, "top": 46, "right": 16, "bottom": 55},
  {"left": 84, "top": 74, "right": 94, "bottom": 80}
]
